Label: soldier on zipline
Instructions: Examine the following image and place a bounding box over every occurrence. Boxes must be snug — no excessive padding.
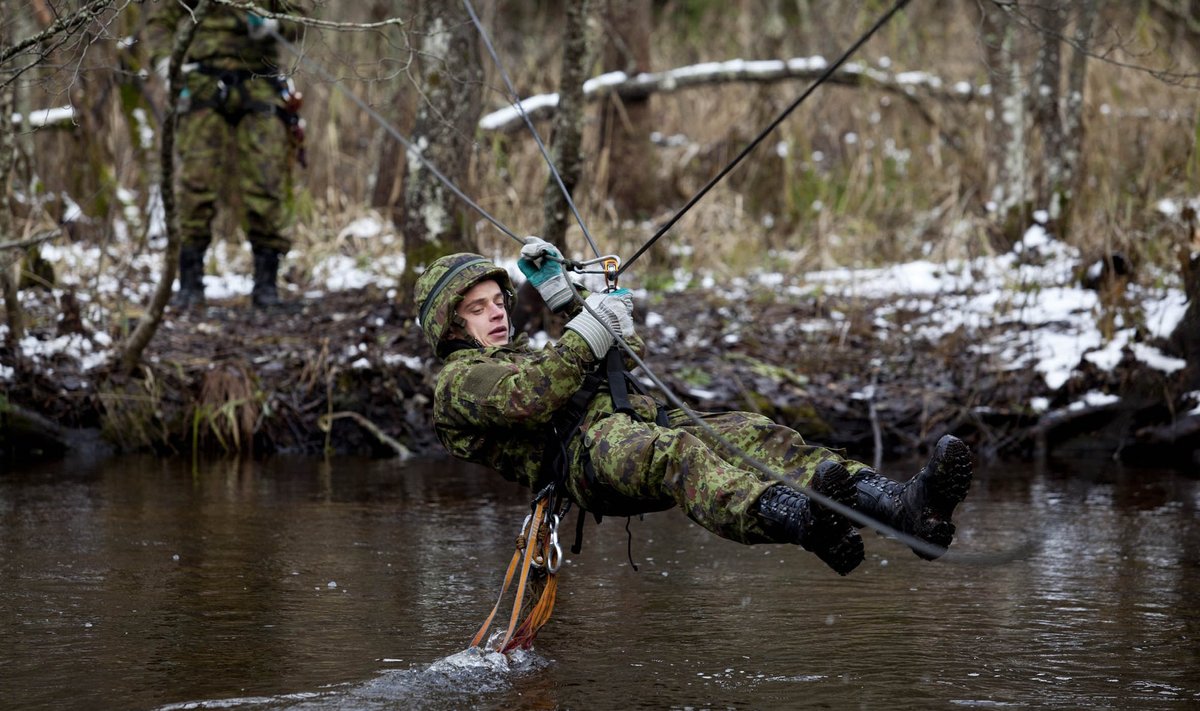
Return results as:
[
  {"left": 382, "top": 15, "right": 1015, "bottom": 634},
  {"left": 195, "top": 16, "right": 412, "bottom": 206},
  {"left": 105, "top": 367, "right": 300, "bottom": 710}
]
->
[{"left": 414, "top": 239, "right": 974, "bottom": 575}]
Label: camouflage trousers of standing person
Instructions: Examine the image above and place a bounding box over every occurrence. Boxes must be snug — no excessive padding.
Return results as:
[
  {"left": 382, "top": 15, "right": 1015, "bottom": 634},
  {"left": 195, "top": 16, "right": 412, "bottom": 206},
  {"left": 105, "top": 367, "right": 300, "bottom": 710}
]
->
[
  {"left": 564, "top": 405, "right": 872, "bottom": 545},
  {"left": 175, "top": 72, "right": 296, "bottom": 254}
]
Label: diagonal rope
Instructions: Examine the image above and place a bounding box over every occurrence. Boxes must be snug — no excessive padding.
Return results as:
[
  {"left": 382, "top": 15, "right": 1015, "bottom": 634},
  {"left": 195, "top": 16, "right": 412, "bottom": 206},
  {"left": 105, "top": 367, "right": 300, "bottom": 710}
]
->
[
  {"left": 619, "top": 0, "right": 912, "bottom": 275},
  {"left": 462, "top": 0, "right": 602, "bottom": 259}
]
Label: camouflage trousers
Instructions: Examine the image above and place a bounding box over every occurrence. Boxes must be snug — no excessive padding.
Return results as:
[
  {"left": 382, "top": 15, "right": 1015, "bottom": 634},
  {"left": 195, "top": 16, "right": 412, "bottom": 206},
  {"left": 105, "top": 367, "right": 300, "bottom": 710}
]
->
[
  {"left": 564, "top": 407, "right": 870, "bottom": 545},
  {"left": 175, "top": 73, "right": 295, "bottom": 253}
]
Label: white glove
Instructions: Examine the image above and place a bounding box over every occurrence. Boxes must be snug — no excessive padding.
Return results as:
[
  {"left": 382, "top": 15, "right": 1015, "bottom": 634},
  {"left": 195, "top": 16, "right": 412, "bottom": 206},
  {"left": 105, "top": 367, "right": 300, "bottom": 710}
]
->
[{"left": 565, "top": 289, "right": 635, "bottom": 358}]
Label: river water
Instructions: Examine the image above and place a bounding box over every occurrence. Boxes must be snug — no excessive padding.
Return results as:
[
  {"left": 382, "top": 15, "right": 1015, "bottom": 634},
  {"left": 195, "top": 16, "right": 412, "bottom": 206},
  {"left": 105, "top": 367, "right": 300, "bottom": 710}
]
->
[{"left": 1, "top": 453, "right": 1197, "bottom": 710}]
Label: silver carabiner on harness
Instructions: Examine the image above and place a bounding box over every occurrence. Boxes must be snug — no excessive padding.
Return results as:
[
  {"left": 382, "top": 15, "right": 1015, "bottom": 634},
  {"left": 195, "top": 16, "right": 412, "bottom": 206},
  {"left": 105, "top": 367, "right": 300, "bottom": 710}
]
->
[{"left": 545, "top": 513, "right": 563, "bottom": 574}]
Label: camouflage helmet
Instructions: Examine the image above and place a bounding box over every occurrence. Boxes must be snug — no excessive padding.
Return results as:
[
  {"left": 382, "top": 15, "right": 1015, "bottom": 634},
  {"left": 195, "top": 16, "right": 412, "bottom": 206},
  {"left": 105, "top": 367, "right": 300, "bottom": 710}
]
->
[{"left": 414, "top": 252, "right": 515, "bottom": 358}]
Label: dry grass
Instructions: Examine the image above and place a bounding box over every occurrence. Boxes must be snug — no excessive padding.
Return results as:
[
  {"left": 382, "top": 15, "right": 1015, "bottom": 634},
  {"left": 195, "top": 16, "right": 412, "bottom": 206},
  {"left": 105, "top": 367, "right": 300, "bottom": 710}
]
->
[{"left": 9, "top": 2, "right": 1199, "bottom": 295}]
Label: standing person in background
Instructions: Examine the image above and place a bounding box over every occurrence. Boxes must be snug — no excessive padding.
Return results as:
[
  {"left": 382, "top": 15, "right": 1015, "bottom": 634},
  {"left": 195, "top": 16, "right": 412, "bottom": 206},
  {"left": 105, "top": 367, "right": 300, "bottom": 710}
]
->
[{"left": 148, "top": 1, "right": 307, "bottom": 309}]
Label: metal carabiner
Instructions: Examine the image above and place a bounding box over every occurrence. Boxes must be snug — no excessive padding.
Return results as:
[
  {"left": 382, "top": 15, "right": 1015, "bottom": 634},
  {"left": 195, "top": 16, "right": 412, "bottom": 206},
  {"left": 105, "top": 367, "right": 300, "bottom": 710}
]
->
[
  {"left": 601, "top": 256, "right": 620, "bottom": 292},
  {"left": 561, "top": 253, "right": 622, "bottom": 291},
  {"left": 545, "top": 513, "right": 563, "bottom": 574}
]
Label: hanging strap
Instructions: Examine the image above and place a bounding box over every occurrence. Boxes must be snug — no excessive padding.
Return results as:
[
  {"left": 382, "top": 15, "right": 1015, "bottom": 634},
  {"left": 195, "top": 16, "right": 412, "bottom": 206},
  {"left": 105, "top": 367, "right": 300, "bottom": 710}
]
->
[
  {"left": 470, "top": 493, "right": 563, "bottom": 652},
  {"left": 605, "top": 348, "right": 637, "bottom": 417}
]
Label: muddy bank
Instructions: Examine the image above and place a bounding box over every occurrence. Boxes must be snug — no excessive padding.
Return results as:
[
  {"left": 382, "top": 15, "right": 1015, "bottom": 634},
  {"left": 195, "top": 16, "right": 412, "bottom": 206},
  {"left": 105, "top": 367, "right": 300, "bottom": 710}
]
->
[{"left": 2, "top": 284, "right": 1198, "bottom": 469}]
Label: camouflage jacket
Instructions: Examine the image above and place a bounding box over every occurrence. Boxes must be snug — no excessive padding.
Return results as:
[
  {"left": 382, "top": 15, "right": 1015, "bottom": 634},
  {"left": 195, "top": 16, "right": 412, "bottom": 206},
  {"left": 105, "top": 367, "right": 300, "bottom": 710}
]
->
[
  {"left": 147, "top": 1, "right": 305, "bottom": 73},
  {"left": 433, "top": 328, "right": 652, "bottom": 490}
]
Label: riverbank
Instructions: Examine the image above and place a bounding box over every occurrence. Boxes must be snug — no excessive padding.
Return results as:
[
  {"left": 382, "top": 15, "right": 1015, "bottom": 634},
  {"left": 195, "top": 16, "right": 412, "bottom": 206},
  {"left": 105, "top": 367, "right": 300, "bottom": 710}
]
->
[{"left": 2, "top": 228, "right": 1198, "bottom": 469}]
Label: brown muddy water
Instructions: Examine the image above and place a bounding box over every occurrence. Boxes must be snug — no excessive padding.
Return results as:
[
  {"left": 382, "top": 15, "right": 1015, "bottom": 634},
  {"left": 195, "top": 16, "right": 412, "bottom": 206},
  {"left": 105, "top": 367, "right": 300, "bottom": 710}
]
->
[{"left": 1, "top": 454, "right": 1197, "bottom": 710}]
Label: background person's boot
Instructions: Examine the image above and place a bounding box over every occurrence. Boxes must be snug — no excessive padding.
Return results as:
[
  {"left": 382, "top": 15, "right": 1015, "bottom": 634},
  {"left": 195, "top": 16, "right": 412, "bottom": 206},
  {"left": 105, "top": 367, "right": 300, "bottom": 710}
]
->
[
  {"left": 251, "top": 246, "right": 282, "bottom": 308},
  {"left": 853, "top": 434, "right": 973, "bottom": 560},
  {"left": 174, "top": 244, "right": 206, "bottom": 308},
  {"left": 755, "top": 460, "right": 865, "bottom": 575}
]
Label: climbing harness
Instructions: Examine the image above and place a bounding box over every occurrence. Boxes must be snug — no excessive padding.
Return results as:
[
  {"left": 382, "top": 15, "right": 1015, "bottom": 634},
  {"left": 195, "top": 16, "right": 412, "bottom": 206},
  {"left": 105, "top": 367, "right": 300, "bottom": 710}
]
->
[{"left": 176, "top": 64, "right": 308, "bottom": 166}]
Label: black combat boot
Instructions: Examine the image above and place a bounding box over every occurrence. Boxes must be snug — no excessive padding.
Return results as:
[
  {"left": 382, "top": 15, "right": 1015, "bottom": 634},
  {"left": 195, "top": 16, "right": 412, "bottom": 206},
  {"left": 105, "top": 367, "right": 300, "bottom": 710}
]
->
[
  {"left": 854, "top": 434, "right": 973, "bottom": 560},
  {"left": 755, "top": 460, "right": 865, "bottom": 576},
  {"left": 251, "top": 246, "right": 282, "bottom": 308},
  {"left": 174, "top": 244, "right": 206, "bottom": 307}
]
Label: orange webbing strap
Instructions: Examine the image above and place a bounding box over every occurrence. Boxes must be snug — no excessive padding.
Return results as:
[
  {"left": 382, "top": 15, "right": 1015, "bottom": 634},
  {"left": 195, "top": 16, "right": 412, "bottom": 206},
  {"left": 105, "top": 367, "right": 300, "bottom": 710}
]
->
[
  {"left": 503, "top": 569, "right": 557, "bottom": 652},
  {"left": 469, "top": 543, "right": 523, "bottom": 648},
  {"left": 469, "top": 498, "right": 550, "bottom": 651},
  {"left": 498, "top": 497, "right": 548, "bottom": 651}
]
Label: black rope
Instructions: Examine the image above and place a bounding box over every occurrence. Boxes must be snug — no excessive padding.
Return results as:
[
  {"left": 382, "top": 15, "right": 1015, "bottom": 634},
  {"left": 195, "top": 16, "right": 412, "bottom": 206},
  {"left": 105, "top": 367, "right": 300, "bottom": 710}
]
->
[
  {"left": 619, "top": 0, "right": 913, "bottom": 275},
  {"left": 462, "top": 0, "right": 603, "bottom": 259}
]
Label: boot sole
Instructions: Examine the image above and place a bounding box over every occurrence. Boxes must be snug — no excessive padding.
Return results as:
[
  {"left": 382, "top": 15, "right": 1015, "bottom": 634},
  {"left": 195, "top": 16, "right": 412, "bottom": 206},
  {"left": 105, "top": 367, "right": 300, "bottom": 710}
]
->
[
  {"left": 807, "top": 461, "right": 865, "bottom": 576},
  {"left": 913, "top": 435, "right": 973, "bottom": 560},
  {"left": 926, "top": 435, "right": 973, "bottom": 520}
]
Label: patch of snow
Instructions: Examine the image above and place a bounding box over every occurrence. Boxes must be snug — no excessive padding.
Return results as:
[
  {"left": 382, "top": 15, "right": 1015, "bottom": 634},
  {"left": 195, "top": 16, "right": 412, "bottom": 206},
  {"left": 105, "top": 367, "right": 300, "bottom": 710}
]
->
[
  {"left": 383, "top": 353, "right": 423, "bottom": 371},
  {"left": 1068, "top": 391, "right": 1120, "bottom": 411},
  {"left": 337, "top": 216, "right": 385, "bottom": 241},
  {"left": 1131, "top": 342, "right": 1187, "bottom": 373}
]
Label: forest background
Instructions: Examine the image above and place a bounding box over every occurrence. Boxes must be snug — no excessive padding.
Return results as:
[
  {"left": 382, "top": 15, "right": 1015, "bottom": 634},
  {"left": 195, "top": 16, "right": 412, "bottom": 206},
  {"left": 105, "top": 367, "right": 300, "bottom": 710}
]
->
[{"left": 1, "top": 0, "right": 1199, "bottom": 468}]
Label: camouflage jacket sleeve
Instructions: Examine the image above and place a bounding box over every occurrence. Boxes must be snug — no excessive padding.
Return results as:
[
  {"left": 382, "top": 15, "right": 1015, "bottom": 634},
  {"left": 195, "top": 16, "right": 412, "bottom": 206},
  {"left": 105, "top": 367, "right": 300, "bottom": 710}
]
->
[{"left": 436, "top": 330, "right": 597, "bottom": 428}]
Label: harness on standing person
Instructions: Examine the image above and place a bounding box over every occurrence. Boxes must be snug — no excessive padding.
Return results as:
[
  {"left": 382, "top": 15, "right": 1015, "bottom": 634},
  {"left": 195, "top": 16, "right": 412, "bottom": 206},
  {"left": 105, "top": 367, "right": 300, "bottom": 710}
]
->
[{"left": 177, "top": 65, "right": 308, "bottom": 167}]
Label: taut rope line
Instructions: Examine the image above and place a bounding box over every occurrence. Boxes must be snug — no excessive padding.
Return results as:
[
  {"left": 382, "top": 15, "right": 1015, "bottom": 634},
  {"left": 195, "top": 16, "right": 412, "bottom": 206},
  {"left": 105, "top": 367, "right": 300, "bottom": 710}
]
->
[
  {"left": 462, "top": 0, "right": 603, "bottom": 260},
  {"left": 619, "top": 0, "right": 913, "bottom": 275}
]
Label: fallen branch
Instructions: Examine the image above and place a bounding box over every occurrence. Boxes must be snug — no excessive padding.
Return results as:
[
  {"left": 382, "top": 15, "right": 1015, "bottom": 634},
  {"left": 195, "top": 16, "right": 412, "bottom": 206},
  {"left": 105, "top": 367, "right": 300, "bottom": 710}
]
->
[
  {"left": 480, "top": 57, "right": 983, "bottom": 133},
  {"left": 318, "top": 410, "right": 411, "bottom": 458}
]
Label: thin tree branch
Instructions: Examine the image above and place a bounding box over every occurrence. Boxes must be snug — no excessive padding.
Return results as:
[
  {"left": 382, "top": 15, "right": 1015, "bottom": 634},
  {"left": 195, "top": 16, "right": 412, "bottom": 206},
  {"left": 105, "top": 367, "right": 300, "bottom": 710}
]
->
[
  {"left": 0, "top": 228, "right": 60, "bottom": 252},
  {"left": 0, "top": 0, "right": 116, "bottom": 66},
  {"left": 114, "top": 0, "right": 212, "bottom": 376}
]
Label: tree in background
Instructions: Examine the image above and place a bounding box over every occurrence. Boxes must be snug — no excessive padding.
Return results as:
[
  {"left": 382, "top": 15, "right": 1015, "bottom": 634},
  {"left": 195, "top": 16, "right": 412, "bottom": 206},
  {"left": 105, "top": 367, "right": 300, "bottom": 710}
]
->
[
  {"left": 597, "top": 0, "right": 658, "bottom": 219},
  {"left": 398, "top": 1, "right": 483, "bottom": 304},
  {"left": 978, "top": 0, "right": 1100, "bottom": 250}
]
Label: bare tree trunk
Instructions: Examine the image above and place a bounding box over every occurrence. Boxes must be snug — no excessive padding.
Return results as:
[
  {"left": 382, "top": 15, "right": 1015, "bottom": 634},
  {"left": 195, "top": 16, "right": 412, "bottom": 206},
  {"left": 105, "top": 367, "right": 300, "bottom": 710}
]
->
[
  {"left": 979, "top": 1, "right": 1031, "bottom": 251},
  {"left": 599, "top": 0, "right": 658, "bottom": 218},
  {"left": 1033, "top": 1, "right": 1064, "bottom": 225},
  {"left": 1035, "top": 0, "right": 1098, "bottom": 239},
  {"left": 514, "top": 0, "right": 594, "bottom": 337},
  {"left": 0, "top": 2, "right": 23, "bottom": 346},
  {"left": 398, "top": 1, "right": 483, "bottom": 306},
  {"left": 540, "top": 0, "right": 592, "bottom": 248},
  {"left": 114, "top": 0, "right": 211, "bottom": 375},
  {"left": 369, "top": 0, "right": 413, "bottom": 213}
]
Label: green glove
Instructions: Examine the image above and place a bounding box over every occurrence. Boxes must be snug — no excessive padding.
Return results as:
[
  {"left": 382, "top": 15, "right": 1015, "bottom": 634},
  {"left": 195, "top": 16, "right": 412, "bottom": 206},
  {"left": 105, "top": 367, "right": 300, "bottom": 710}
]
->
[{"left": 518, "top": 236, "right": 572, "bottom": 312}]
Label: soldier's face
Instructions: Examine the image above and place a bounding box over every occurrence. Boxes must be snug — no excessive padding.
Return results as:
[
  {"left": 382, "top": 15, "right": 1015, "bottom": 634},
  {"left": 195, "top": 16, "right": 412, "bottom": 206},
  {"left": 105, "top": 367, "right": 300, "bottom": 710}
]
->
[{"left": 456, "top": 279, "right": 510, "bottom": 347}]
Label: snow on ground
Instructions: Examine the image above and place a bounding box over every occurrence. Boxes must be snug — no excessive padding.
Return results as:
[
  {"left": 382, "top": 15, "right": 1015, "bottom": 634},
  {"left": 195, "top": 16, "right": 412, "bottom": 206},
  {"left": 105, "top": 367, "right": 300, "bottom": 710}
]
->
[{"left": 2, "top": 220, "right": 1191, "bottom": 422}]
